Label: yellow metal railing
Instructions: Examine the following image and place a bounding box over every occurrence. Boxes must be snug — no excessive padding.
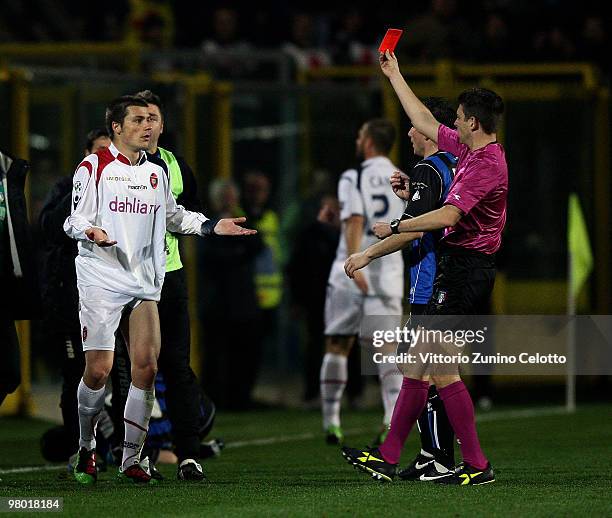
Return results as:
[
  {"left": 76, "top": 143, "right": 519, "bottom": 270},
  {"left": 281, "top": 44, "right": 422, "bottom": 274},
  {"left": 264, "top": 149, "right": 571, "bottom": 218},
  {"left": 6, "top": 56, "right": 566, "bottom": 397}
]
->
[
  {"left": 302, "top": 62, "right": 600, "bottom": 90},
  {"left": 0, "top": 42, "right": 142, "bottom": 73}
]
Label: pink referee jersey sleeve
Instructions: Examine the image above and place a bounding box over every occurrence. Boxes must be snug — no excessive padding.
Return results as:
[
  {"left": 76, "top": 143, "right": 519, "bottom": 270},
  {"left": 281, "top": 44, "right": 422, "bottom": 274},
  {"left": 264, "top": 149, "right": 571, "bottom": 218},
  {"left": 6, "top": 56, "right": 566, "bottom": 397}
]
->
[{"left": 437, "top": 125, "right": 468, "bottom": 158}]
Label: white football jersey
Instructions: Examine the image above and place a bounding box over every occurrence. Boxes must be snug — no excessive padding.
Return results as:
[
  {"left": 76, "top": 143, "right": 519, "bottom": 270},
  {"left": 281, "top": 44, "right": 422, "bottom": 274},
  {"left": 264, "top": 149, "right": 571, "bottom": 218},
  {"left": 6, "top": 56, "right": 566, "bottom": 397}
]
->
[
  {"left": 64, "top": 142, "right": 208, "bottom": 300},
  {"left": 328, "top": 156, "right": 405, "bottom": 298}
]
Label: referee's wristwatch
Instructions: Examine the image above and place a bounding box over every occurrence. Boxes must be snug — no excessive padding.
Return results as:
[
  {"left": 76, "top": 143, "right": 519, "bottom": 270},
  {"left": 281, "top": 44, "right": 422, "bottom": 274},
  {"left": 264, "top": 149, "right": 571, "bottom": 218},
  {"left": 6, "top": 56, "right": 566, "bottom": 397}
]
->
[{"left": 390, "top": 218, "right": 401, "bottom": 234}]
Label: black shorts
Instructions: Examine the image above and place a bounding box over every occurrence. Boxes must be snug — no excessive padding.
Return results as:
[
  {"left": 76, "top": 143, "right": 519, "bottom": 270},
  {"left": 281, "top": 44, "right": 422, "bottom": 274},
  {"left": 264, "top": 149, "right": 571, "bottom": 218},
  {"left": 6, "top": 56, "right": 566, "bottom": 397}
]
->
[
  {"left": 425, "top": 245, "right": 496, "bottom": 316},
  {"left": 410, "top": 303, "right": 427, "bottom": 316}
]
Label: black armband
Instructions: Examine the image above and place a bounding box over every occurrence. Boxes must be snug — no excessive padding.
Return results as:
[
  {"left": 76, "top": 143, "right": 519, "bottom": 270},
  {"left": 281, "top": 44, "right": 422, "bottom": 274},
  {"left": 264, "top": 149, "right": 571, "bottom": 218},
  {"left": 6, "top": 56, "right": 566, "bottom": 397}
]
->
[{"left": 201, "top": 218, "right": 219, "bottom": 236}]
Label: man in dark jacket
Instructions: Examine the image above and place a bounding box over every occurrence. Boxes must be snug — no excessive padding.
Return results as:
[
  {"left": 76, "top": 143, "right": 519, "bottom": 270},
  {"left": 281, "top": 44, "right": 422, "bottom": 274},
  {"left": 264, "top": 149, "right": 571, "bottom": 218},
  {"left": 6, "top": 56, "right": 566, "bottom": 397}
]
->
[
  {"left": 38, "top": 129, "right": 111, "bottom": 452},
  {"left": 0, "top": 148, "right": 40, "bottom": 407}
]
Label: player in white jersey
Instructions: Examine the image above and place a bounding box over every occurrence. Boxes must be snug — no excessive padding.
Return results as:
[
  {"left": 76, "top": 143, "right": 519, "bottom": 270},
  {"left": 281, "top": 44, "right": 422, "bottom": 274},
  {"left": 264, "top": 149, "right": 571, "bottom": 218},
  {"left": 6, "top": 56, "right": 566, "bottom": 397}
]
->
[
  {"left": 64, "top": 95, "right": 256, "bottom": 485},
  {"left": 320, "top": 119, "right": 405, "bottom": 445}
]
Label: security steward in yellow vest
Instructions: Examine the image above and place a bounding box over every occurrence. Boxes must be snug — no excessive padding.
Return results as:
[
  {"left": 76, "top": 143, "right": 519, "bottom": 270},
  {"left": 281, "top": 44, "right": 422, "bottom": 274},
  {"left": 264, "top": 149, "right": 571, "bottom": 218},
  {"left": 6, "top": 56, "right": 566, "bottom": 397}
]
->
[
  {"left": 136, "top": 89, "right": 213, "bottom": 481},
  {"left": 242, "top": 172, "right": 283, "bottom": 404}
]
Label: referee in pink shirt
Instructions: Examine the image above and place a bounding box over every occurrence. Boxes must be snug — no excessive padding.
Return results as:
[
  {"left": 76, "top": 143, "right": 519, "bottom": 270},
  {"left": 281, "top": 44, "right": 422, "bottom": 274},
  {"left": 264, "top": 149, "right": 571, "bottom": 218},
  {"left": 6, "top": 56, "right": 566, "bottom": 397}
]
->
[{"left": 341, "top": 50, "right": 507, "bottom": 486}]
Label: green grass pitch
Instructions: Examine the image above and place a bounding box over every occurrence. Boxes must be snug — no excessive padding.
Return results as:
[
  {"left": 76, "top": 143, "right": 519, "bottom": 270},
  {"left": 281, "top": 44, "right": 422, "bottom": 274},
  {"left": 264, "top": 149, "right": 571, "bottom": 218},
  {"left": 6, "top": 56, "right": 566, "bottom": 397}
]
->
[{"left": 1, "top": 405, "right": 611, "bottom": 517}]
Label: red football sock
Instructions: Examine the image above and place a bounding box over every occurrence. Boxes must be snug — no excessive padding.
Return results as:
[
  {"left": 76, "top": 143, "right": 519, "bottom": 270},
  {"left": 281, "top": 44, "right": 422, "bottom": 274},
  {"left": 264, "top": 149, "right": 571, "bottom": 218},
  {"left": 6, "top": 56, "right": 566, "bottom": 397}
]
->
[
  {"left": 438, "top": 381, "right": 488, "bottom": 470},
  {"left": 378, "top": 377, "right": 429, "bottom": 464}
]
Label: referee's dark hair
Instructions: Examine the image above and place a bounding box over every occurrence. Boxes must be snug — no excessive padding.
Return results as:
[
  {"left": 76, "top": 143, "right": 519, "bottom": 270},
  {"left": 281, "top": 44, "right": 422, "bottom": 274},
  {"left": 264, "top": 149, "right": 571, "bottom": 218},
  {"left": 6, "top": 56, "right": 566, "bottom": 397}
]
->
[
  {"left": 134, "top": 89, "right": 165, "bottom": 120},
  {"left": 457, "top": 87, "right": 504, "bottom": 134},
  {"left": 422, "top": 97, "right": 456, "bottom": 129},
  {"left": 85, "top": 128, "right": 110, "bottom": 153},
  {"left": 105, "top": 95, "right": 149, "bottom": 138},
  {"left": 364, "top": 118, "right": 396, "bottom": 155}
]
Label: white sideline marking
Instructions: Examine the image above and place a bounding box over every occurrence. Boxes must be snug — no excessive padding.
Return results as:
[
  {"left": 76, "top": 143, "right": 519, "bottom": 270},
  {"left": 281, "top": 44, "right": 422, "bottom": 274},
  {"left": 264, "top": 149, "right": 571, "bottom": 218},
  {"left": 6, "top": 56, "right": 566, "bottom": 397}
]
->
[
  {"left": 226, "top": 428, "right": 370, "bottom": 449},
  {"left": 225, "top": 406, "right": 567, "bottom": 449},
  {"left": 0, "top": 465, "right": 65, "bottom": 474},
  {"left": 476, "top": 406, "right": 566, "bottom": 422},
  {"left": 0, "top": 406, "right": 568, "bottom": 475}
]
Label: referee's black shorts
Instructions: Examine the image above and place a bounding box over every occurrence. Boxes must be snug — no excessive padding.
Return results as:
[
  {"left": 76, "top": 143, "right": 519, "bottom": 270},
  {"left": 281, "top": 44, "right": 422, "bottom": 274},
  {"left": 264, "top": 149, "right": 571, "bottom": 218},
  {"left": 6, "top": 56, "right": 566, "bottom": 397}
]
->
[
  {"left": 399, "top": 246, "right": 496, "bottom": 374},
  {"left": 425, "top": 244, "right": 496, "bottom": 317}
]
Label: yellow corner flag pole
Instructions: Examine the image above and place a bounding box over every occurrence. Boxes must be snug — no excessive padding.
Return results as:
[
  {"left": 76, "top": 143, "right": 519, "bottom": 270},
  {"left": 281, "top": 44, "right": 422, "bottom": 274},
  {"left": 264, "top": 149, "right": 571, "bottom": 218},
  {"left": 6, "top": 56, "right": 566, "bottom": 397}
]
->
[{"left": 566, "top": 193, "right": 594, "bottom": 412}]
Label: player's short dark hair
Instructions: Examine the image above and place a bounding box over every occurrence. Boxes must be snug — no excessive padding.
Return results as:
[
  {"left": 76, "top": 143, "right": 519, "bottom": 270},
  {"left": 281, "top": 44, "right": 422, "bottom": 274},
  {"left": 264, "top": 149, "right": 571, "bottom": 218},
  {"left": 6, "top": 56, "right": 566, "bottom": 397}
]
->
[
  {"left": 457, "top": 87, "right": 504, "bottom": 134},
  {"left": 84, "top": 128, "right": 110, "bottom": 153},
  {"left": 134, "top": 89, "right": 165, "bottom": 119},
  {"left": 364, "top": 118, "right": 396, "bottom": 155},
  {"left": 105, "top": 95, "right": 149, "bottom": 138},
  {"left": 422, "top": 97, "right": 456, "bottom": 129}
]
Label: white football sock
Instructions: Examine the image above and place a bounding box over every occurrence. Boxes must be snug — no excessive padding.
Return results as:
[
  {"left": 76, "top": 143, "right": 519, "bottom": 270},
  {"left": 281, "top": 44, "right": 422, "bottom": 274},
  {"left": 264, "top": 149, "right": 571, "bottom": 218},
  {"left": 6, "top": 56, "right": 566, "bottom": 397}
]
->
[
  {"left": 378, "top": 362, "right": 402, "bottom": 425},
  {"left": 121, "top": 383, "right": 155, "bottom": 470},
  {"left": 77, "top": 378, "right": 106, "bottom": 450},
  {"left": 320, "top": 353, "right": 347, "bottom": 429}
]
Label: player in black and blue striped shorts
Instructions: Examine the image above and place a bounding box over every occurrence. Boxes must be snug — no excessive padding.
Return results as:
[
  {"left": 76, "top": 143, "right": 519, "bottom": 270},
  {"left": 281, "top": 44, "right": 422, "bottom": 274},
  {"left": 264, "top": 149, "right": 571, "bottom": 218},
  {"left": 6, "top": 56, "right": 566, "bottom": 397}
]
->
[{"left": 344, "top": 97, "right": 458, "bottom": 481}]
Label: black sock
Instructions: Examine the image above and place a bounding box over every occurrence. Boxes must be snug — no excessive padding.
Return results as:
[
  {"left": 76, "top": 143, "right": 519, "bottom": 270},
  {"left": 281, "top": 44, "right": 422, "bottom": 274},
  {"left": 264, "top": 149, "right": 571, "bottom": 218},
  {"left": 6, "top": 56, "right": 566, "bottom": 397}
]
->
[
  {"left": 428, "top": 385, "right": 455, "bottom": 464},
  {"left": 415, "top": 385, "right": 437, "bottom": 455}
]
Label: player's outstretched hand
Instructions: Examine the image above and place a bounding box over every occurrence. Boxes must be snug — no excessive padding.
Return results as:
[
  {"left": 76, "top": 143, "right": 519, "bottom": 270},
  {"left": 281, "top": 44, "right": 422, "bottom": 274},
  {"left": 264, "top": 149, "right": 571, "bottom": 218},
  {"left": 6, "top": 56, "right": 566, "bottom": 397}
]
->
[
  {"left": 379, "top": 50, "right": 400, "bottom": 78},
  {"left": 390, "top": 171, "right": 410, "bottom": 200},
  {"left": 214, "top": 217, "right": 258, "bottom": 236},
  {"left": 372, "top": 221, "right": 392, "bottom": 239},
  {"left": 85, "top": 227, "right": 117, "bottom": 247},
  {"left": 344, "top": 252, "right": 371, "bottom": 279}
]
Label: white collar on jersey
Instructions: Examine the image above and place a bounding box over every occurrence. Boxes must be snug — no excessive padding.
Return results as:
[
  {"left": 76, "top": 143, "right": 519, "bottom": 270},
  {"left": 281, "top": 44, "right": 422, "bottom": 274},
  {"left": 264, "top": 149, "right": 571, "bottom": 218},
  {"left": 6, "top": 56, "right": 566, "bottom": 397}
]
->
[
  {"left": 361, "top": 155, "right": 392, "bottom": 167},
  {"left": 109, "top": 142, "right": 147, "bottom": 166}
]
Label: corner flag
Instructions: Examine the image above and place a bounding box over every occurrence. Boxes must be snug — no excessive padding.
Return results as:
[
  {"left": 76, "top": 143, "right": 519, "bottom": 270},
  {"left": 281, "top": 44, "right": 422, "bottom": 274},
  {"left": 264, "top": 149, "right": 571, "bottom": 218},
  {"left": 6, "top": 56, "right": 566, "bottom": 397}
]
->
[{"left": 567, "top": 193, "right": 593, "bottom": 297}]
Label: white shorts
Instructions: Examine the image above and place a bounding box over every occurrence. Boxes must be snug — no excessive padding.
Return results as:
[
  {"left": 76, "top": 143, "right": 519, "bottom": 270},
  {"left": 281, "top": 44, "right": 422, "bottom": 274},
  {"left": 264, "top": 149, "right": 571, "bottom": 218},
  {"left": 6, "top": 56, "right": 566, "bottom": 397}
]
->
[
  {"left": 324, "top": 285, "right": 402, "bottom": 338},
  {"left": 78, "top": 284, "right": 142, "bottom": 352}
]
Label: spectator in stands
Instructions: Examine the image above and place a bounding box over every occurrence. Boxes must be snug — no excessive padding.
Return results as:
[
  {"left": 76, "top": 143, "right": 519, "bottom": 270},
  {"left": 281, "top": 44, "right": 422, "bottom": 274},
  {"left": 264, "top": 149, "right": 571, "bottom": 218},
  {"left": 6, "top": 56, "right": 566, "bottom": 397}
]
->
[
  {"left": 401, "top": 0, "right": 476, "bottom": 62},
  {"left": 331, "top": 10, "right": 376, "bottom": 66},
  {"left": 531, "top": 19, "right": 576, "bottom": 62},
  {"left": 287, "top": 195, "right": 340, "bottom": 405},
  {"left": 577, "top": 11, "right": 608, "bottom": 75},
  {"left": 476, "top": 11, "right": 516, "bottom": 63},
  {"left": 200, "top": 7, "right": 254, "bottom": 79},
  {"left": 241, "top": 171, "right": 283, "bottom": 404},
  {"left": 124, "top": 0, "right": 175, "bottom": 47},
  {"left": 283, "top": 13, "right": 331, "bottom": 72},
  {"left": 199, "top": 179, "right": 263, "bottom": 410}
]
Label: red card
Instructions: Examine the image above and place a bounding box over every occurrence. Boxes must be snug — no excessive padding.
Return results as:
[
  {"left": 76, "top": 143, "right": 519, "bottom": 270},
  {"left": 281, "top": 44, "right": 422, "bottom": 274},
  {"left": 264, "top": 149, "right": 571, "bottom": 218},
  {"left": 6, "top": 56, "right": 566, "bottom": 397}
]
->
[{"left": 378, "top": 28, "right": 403, "bottom": 53}]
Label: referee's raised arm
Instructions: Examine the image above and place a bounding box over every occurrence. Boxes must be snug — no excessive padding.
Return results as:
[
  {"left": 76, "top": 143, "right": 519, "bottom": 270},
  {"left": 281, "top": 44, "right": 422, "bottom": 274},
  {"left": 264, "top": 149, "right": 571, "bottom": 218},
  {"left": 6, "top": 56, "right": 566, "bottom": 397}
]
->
[{"left": 379, "top": 50, "right": 440, "bottom": 142}]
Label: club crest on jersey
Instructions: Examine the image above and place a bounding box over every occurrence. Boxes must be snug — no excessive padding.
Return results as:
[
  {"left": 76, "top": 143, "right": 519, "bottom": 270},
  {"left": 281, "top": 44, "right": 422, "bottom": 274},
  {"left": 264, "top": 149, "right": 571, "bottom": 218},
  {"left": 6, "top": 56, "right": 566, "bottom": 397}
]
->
[{"left": 150, "top": 172, "right": 158, "bottom": 189}]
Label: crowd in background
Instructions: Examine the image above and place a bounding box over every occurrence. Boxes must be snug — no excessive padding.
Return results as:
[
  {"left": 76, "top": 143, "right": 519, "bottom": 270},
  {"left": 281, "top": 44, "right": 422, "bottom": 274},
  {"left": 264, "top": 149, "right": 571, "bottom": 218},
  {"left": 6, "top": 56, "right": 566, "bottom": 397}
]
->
[{"left": 0, "top": 0, "right": 608, "bottom": 76}]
